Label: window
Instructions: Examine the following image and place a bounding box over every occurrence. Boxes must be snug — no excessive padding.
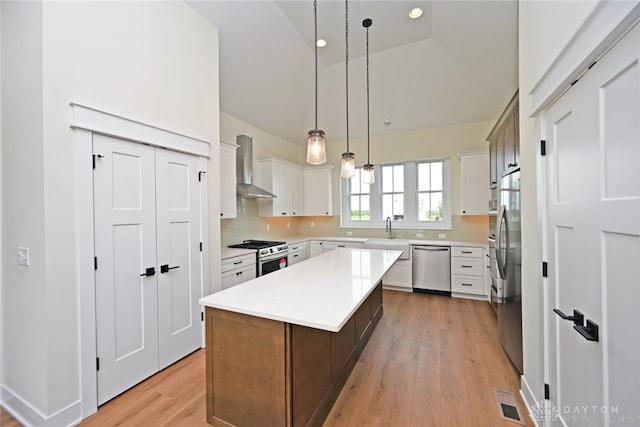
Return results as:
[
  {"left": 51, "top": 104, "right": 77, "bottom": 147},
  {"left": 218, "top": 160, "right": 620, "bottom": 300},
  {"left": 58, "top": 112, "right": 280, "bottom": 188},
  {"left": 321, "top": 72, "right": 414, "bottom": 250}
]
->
[
  {"left": 381, "top": 164, "right": 405, "bottom": 221},
  {"left": 341, "top": 159, "right": 451, "bottom": 229},
  {"left": 417, "top": 161, "right": 443, "bottom": 222},
  {"left": 348, "top": 168, "right": 371, "bottom": 222}
]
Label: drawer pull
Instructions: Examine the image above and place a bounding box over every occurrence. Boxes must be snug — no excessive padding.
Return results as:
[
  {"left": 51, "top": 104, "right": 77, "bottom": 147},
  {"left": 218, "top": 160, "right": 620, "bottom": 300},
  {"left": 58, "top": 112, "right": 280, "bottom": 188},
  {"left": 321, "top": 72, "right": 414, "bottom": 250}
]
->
[
  {"left": 462, "top": 283, "right": 473, "bottom": 286},
  {"left": 293, "top": 254, "right": 299, "bottom": 258},
  {"left": 233, "top": 261, "right": 243, "bottom": 265},
  {"left": 236, "top": 271, "right": 243, "bottom": 276},
  {"left": 338, "top": 245, "right": 345, "bottom": 247},
  {"left": 461, "top": 265, "right": 473, "bottom": 268},
  {"left": 461, "top": 251, "right": 473, "bottom": 254}
]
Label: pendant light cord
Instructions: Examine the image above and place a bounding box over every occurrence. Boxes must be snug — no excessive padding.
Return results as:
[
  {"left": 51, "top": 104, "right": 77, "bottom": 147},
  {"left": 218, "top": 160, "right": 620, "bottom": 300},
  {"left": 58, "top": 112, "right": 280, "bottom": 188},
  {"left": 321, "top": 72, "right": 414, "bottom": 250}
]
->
[
  {"left": 366, "top": 23, "right": 370, "bottom": 163},
  {"left": 345, "top": 0, "right": 350, "bottom": 153},
  {"left": 314, "top": 0, "right": 318, "bottom": 130}
]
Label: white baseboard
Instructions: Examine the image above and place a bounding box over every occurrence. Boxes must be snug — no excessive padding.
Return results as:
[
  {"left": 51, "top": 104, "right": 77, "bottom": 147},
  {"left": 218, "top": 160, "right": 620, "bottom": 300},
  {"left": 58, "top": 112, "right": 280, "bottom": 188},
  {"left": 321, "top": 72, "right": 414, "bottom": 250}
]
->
[
  {"left": 1, "top": 385, "right": 82, "bottom": 427},
  {"left": 520, "top": 375, "right": 541, "bottom": 427}
]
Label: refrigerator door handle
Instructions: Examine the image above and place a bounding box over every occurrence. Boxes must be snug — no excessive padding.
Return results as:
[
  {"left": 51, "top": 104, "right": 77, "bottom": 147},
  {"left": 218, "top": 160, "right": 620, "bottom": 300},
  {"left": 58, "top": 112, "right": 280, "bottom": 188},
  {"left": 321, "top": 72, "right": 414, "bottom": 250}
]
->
[{"left": 495, "top": 205, "right": 507, "bottom": 280}]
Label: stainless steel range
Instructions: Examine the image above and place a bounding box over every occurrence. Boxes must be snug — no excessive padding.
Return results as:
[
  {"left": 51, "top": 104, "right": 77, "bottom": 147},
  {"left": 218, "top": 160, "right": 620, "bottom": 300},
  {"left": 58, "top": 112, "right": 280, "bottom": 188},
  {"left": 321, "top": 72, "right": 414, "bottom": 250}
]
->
[{"left": 228, "top": 240, "right": 288, "bottom": 276}]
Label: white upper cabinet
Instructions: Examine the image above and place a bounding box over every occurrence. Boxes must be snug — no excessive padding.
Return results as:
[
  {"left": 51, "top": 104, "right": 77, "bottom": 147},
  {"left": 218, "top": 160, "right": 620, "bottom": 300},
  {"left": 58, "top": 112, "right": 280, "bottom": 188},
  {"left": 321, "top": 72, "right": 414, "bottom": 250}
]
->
[
  {"left": 303, "top": 165, "right": 334, "bottom": 216},
  {"left": 459, "top": 151, "right": 489, "bottom": 215},
  {"left": 257, "top": 157, "right": 304, "bottom": 217},
  {"left": 220, "top": 140, "right": 238, "bottom": 219}
]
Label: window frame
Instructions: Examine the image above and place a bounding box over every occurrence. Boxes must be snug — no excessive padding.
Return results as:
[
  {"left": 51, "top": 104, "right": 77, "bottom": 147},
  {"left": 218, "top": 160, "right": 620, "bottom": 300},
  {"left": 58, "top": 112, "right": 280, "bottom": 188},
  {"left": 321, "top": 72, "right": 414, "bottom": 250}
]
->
[{"left": 340, "top": 158, "right": 452, "bottom": 230}]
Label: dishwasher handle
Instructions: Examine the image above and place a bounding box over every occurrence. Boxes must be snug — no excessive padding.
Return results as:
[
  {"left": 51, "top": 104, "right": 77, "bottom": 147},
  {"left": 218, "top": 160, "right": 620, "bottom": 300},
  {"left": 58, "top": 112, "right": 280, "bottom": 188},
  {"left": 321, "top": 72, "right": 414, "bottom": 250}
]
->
[{"left": 413, "top": 246, "right": 449, "bottom": 251}]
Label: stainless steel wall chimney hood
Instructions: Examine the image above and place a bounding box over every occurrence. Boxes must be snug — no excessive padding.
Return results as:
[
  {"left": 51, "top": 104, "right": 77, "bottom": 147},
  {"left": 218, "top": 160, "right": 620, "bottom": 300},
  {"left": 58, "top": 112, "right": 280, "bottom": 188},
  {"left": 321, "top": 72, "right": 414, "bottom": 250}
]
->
[{"left": 236, "top": 135, "right": 277, "bottom": 199}]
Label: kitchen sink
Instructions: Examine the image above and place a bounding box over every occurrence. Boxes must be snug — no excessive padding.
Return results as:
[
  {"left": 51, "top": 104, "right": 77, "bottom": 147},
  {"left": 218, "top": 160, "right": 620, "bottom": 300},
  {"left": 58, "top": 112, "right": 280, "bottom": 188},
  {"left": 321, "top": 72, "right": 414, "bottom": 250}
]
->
[{"left": 363, "top": 239, "right": 410, "bottom": 260}]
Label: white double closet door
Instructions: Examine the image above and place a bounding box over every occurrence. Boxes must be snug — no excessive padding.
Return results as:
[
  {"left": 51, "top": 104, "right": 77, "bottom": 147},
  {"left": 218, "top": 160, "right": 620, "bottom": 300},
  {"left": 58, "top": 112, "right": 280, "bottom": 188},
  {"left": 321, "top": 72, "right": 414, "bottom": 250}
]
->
[{"left": 93, "top": 134, "right": 203, "bottom": 405}]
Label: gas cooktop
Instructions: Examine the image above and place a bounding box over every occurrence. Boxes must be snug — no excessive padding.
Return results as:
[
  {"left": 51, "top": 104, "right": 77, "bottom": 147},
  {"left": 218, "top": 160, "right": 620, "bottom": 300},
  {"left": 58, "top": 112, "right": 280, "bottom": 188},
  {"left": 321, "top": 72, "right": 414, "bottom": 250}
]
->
[{"left": 228, "top": 240, "right": 287, "bottom": 250}]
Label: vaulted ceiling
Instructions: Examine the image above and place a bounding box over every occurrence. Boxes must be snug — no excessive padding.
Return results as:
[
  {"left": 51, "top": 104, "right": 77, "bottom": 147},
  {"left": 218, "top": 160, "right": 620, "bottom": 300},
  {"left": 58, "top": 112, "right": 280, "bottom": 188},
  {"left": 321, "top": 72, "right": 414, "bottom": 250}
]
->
[{"left": 187, "top": 0, "right": 518, "bottom": 144}]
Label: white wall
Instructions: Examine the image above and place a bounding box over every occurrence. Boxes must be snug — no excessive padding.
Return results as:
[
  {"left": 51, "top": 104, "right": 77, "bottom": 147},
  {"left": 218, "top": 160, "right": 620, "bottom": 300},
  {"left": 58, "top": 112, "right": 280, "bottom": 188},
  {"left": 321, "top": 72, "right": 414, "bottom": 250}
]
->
[
  {"left": 0, "top": 0, "right": 4, "bottom": 389},
  {"left": 518, "top": 0, "right": 598, "bottom": 403},
  {"left": 1, "top": 0, "right": 220, "bottom": 421}
]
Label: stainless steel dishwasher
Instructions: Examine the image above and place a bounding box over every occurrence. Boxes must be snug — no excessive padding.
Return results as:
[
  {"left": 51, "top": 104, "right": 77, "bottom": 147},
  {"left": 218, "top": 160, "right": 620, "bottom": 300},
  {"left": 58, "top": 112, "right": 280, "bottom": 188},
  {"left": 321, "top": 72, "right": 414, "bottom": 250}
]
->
[{"left": 412, "top": 245, "right": 451, "bottom": 295}]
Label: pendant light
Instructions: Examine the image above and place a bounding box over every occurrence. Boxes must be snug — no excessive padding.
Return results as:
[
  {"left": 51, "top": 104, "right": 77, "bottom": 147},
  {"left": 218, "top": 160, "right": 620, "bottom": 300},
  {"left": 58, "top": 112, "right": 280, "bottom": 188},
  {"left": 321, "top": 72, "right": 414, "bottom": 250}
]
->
[
  {"left": 340, "top": 0, "right": 356, "bottom": 178},
  {"left": 306, "top": 0, "right": 327, "bottom": 165},
  {"left": 361, "top": 18, "right": 375, "bottom": 185}
]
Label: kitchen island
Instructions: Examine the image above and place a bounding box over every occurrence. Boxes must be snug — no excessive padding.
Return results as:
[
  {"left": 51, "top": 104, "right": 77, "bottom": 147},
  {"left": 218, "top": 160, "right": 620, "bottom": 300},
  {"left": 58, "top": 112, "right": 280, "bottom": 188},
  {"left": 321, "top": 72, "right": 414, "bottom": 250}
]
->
[{"left": 199, "top": 248, "right": 402, "bottom": 427}]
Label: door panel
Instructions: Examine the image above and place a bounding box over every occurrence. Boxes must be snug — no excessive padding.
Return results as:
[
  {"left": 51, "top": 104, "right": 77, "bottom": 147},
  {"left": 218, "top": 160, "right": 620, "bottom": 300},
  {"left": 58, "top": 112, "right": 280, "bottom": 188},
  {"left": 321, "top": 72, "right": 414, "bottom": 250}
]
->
[
  {"left": 544, "top": 22, "right": 640, "bottom": 425},
  {"left": 94, "top": 134, "right": 159, "bottom": 405},
  {"left": 155, "top": 149, "right": 202, "bottom": 369}
]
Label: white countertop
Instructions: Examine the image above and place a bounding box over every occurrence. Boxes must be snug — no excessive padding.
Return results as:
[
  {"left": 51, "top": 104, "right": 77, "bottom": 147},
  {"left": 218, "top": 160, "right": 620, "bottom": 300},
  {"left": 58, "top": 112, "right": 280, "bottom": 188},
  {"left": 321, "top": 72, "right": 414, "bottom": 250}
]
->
[
  {"left": 282, "top": 236, "right": 486, "bottom": 249},
  {"left": 201, "top": 248, "right": 402, "bottom": 332}
]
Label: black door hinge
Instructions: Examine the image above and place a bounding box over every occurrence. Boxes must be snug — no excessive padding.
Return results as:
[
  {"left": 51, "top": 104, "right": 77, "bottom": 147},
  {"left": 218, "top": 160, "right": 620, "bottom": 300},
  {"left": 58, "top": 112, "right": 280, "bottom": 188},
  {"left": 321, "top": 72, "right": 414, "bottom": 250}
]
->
[
  {"left": 94, "top": 257, "right": 98, "bottom": 270},
  {"left": 93, "top": 154, "right": 103, "bottom": 169},
  {"left": 544, "top": 383, "right": 550, "bottom": 400},
  {"left": 542, "top": 261, "right": 548, "bottom": 278},
  {"left": 200, "top": 242, "right": 203, "bottom": 252},
  {"left": 201, "top": 312, "right": 204, "bottom": 322},
  {"left": 96, "top": 357, "right": 100, "bottom": 371},
  {"left": 198, "top": 171, "right": 206, "bottom": 182},
  {"left": 540, "top": 140, "right": 546, "bottom": 156}
]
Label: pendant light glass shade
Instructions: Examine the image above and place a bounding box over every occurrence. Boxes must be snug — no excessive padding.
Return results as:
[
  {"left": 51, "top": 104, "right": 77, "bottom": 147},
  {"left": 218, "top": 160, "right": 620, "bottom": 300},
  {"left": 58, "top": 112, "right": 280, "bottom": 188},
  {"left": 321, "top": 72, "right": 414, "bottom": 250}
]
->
[
  {"left": 306, "top": 0, "right": 327, "bottom": 165},
  {"left": 362, "top": 163, "right": 375, "bottom": 184},
  {"left": 362, "top": 18, "right": 374, "bottom": 185},
  {"left": 306, "top": 129, "right": 326, "bottom": 165},
  {"left": 341, "top": 152, "right": 356, "bottom": 178}
]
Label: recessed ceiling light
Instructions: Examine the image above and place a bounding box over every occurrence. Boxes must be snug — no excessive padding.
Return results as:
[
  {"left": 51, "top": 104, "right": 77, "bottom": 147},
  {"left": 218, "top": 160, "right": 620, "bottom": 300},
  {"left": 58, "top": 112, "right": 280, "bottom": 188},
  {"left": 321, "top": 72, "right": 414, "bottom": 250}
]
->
[
  {"left": 316, "top": 39, "right": 327, "bottom": 48},
  {"left": 409, "top": 7, "right": 423, "bottom": 19}
]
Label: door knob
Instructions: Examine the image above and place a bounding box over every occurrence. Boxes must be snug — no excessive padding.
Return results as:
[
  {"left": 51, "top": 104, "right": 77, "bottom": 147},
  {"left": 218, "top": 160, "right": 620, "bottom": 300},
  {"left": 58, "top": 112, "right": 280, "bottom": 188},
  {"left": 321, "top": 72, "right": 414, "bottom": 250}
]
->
[
  {"left": 574, "top": 319, "right": 599, "bottom": 342},
  {"left": 160, "top": 264, "right": 180, "bottom": 274},
  {"left": 140, "top": 267, "right": 156, "bottom": 277}
]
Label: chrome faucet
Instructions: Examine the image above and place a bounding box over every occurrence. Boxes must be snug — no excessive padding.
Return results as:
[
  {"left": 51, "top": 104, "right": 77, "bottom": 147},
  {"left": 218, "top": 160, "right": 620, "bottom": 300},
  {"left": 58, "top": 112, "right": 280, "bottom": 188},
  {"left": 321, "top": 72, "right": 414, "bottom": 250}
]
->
[{"left": 385, "top": 217, "right": 394, "bottom": 239}]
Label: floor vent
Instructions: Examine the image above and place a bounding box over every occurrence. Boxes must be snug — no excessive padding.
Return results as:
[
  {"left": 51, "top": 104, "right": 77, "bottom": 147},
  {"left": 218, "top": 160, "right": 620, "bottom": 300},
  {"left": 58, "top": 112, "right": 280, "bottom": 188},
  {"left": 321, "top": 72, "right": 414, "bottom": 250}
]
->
[{"left": 494, "top": 388, "right": 526, "bottom": 425}]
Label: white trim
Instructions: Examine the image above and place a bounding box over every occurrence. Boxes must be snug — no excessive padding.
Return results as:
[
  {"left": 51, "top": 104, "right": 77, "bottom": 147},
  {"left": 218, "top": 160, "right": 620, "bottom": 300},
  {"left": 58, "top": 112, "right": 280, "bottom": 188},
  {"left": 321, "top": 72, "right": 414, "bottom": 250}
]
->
[
  {"left": 73, "top": 104, "right": 210, "bottom": 420},
  {"left": 1, "top": 385, "right": 81, "bottom": 427},
  {"left": 530, "top": 1, "right": 640, "bottom": 115},
  {"left": 520, "top": 376, "right": 541, "bottom": 427},
  {"left": 70, "top": 103, "right": 211, "bottom": 157}
]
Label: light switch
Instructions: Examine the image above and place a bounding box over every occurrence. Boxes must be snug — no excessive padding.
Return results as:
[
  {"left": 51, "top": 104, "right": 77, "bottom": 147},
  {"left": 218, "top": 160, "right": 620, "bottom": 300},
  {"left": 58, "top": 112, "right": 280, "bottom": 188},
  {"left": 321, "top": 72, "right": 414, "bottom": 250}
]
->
[{"left": 17, "top": 247, "right": 30, "bottom": 266}]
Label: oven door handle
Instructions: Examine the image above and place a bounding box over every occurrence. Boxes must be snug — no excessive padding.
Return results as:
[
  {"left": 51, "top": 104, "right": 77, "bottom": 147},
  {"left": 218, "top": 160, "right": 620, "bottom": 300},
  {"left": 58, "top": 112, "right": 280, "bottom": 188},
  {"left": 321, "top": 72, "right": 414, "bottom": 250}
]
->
[{"left": 260, "top": 253, "right": 289, "bottom": 263}]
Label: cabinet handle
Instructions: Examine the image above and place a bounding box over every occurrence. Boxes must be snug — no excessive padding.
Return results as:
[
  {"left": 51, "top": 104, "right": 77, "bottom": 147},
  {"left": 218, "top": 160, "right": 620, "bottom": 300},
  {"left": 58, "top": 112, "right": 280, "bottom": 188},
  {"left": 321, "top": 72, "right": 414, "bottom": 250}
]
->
[
  {"left": 291, "top": 246, "right": 298, "bottom": 250},
  {"left": 282, "top": 212, "right": 286, "bottom": 215},
  {"left": 220, "top": 213, "right": 223, "bottom": 217},
  {"left": 140, "top": 267, "right": 156, "bottom": 277},
  {"left": 461, "top": 265, "right": 473, "bottom": 268},
  {"left": 236, "top": 271, "right": 243, "bottom": 276},
  {"left": 462, "top": 283, "right": 473, "bottom": 286},
  {"left": 491, "top": 181, "right": 497, "bottom": 185},
  {"left": 508, "top": 162, "right": 518, "bottom": 168},
  {"left": 233, "top": 261, "right": 243, "bottom": 265},
  {"left": 461, "top": 251, "right": 473, "bottom": 254},
  {"left": 325, "top": 212, "right": 329, "bottom": 215},
  {"left": 338, "top": 245, "right": 345, "bottom": 248},
  {"left": 293, "top": 254, "right": 299, "bottom": 258},
  {"left": 160, "top": 264, "right": 180, "bottom": 273}
]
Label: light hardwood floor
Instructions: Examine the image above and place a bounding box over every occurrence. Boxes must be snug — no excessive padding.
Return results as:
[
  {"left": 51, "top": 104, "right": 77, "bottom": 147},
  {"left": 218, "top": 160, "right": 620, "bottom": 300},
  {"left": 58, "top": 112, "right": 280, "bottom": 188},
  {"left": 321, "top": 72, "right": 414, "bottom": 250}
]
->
[{"left": 2, "top": 290, "right": 531, "bottom": 426}]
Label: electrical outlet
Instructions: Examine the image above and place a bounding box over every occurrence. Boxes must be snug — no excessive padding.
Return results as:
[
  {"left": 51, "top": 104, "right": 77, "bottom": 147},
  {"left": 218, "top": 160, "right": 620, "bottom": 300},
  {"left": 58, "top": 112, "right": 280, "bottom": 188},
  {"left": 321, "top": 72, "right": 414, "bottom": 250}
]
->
[
  {"left": 438, "top": 233, "right": 446, "bottom": 239},
  {"left": 310, "top": 221, "right": 315, "bottom": 228},
  {"left": 346, "top": 231, "right": 353, "bottom": 236},
  {"left": 287, "top": 222, "right": 290, "bottom": 229},
  {"left": 416, "top": 233, "right": 424, "bottom": 238},
  {"left": 266, "top": 224, "right": 271, "bottom": 231},
  {"left": 17, "top": 247, "right": 30, "bottom": 266}
]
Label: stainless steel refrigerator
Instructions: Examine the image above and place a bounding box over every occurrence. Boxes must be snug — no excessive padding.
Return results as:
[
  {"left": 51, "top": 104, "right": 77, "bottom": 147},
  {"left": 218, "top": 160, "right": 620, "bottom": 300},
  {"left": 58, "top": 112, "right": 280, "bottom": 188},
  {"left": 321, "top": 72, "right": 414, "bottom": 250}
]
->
[{"left": 496, "top": 169, "right": 522, "bottom": 374}]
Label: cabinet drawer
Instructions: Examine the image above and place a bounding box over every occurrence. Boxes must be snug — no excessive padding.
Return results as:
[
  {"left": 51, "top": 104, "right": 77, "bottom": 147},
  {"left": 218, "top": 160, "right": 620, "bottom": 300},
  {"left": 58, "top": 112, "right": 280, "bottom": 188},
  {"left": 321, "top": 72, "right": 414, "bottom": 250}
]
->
[
  {"left": 221, "top": 264, "right": 256, "bottom": 289},
  {"left": 451, "top": 275, "right": 483, "bottom": 295},
  {"left": 451, "top": 257, "right": 483, "bottom": 275},
  {"left": 221, "top": 253, "right": 256, "bottom": 273},
  {"left": 451, "top": 247, "right": 483, "bottom": 258}
]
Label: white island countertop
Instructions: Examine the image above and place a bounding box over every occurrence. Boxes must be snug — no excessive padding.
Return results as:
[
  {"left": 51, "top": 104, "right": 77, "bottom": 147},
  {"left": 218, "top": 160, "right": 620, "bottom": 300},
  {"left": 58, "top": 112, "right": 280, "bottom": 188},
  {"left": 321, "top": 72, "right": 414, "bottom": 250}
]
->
[{"left": 200, "top": 248, "right": 401, "bottom": 332}]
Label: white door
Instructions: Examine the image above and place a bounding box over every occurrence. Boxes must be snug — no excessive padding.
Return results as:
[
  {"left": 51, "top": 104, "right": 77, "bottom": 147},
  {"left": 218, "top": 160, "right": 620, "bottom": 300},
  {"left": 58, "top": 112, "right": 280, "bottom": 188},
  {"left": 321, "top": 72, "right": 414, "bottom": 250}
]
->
[
  {"left": 94, "top": 135, "right": 159, "bottom": 405},
  {"left": 94, "top": 136, "right": 203, "bottom": 405},
  {"left": 155, "top": 149, "right": 202, "bottom": 369},
  {"left": 543, "top": 22, "right": 640, "bottom": 425}
]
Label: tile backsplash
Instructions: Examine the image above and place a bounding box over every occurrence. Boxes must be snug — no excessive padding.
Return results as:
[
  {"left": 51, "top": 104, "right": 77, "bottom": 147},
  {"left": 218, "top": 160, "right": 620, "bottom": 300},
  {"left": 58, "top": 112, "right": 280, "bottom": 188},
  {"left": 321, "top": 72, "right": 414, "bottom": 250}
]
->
[{"left": 221, "top": 198, "right": 488, "bottom": 246}]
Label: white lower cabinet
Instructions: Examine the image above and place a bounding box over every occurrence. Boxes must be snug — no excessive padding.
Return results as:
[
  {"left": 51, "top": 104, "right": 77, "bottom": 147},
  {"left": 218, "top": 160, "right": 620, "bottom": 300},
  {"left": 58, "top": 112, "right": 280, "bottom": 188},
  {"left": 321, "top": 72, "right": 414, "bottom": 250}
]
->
[
  {"left": 382, "top": 258, "right": 412, "bottom": 291},
  {"left": 288, "top": 241, "right": 310, "bottom": 266},
  {"left": 310, "top": 241, "right": 323, "bottom": 257},
  {"left": 321, "top": 241, "right": 363, "bottom": 253},
  {"left": 450, "top": 246, "right": 486, "bottom": 299},
  {"left": 221, "top": 253, "right": 256, "bottom": 290}
]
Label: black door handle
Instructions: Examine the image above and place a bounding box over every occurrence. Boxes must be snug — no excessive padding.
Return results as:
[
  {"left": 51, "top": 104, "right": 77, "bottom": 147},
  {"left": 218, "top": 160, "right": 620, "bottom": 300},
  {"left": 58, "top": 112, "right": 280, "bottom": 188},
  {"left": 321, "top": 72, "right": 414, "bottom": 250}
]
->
[
  {"left": 553, "top": 308, "right": 584, "bottom": 326},
  {"left": 160, "top": 264, "right": 180, "bottom": 274},
  {"left": 574, "top": 319, "right": 599, "bottom": 342},
  {"left": 140, "top": 267, "right": 156, "bottom": 277}
]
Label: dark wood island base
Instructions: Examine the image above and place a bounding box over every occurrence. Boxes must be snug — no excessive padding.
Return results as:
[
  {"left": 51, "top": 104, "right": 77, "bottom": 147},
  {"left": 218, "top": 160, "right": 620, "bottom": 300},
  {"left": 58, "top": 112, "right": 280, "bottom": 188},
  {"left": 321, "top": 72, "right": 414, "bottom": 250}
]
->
[{"left": 205, "top": 282, "right": 383, "bottom": 427}]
